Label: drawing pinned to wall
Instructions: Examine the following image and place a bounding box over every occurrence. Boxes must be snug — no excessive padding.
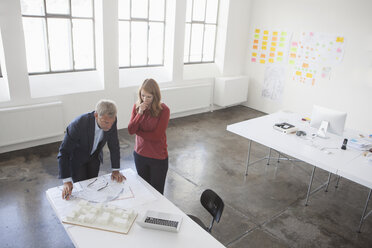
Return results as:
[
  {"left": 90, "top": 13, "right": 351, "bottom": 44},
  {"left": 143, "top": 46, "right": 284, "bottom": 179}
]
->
[
  {"left": 289, "top": 31, "right": 346, "bottom": 85},
  {"left": 251, "top": 28, "right": 292, "bottom": 64},
  {"left": 321, "top": 66, "right": 332, "bottom": 79},
  {"left": 262, "top": 64, "right": 286, "bottom": 101}
]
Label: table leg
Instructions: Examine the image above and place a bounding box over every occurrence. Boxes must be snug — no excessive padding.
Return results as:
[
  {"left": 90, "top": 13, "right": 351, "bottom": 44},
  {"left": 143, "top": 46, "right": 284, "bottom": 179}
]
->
[
  {"left": 335, "top": 175, "right": 341, "bottom": 189},
  {"left": 325, "top": 173, "right": 331, "bottom": 192},
  {"left": 267, "top": 148, "right": 272, "bottom": 165},
  {"left": 277, "top": 153, "right": 280, "bottom": 164},
  {"left": 305, "top": 166, "right": 316, "bottom": 206},
  {"left": 245, "top": 140, "right": 252, "bottom": 176},
  {"left": 357, "top": 188, "right": 372, "bottom": 233}
]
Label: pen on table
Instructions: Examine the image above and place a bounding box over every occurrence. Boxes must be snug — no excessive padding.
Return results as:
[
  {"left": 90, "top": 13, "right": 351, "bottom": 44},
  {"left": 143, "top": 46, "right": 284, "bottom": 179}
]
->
[{"left": 64, "top": 192, "right": 70, "bottom": 199}]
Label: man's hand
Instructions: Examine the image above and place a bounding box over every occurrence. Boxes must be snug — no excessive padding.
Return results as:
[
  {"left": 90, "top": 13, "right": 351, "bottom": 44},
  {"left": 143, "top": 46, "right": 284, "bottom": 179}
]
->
[
  {"left": 62, "top": 182, "right": 73, "bottom": 200},
  {"left": 111, "top": 171, "right": 126, "bottom": 183}
]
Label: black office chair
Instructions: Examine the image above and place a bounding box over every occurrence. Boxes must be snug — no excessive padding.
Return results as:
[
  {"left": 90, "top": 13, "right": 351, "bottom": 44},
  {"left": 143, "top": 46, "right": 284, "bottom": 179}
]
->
[{"left": 188, "top": 189, "right": 224, "bottom": 233}]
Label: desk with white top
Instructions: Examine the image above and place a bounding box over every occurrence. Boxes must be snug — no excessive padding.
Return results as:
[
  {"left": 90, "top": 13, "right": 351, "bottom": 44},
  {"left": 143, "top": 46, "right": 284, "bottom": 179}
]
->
[
  {"left": 46, "top": 169, "right": 226, "bottom": 248},
  {"left": 227, "top": 111, "right": 372, "bottom": 232}
]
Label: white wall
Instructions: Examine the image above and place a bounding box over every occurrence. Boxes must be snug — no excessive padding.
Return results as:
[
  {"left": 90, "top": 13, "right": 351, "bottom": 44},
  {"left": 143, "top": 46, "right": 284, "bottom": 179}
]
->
[
  {"left": 0, "top": 0, "right": 251, "bottom": 153},
  {"left": 244, "top": 0, "right": 372, "bottom": 133}
]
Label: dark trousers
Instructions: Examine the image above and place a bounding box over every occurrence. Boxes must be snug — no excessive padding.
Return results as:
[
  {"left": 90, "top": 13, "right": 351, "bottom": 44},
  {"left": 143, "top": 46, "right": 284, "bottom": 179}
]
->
[
  {"left": 133, "top": 151, "right": 168, "bottom": 194},
  {"left": 72, "top": 154, "right": 100, "bottom": 183}
]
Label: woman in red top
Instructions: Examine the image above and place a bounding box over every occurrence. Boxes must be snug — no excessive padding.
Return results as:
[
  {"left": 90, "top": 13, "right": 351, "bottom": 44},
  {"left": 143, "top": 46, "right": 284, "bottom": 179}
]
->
[{"left": 128, "top": 78, "right": 170, "bottom": 194}]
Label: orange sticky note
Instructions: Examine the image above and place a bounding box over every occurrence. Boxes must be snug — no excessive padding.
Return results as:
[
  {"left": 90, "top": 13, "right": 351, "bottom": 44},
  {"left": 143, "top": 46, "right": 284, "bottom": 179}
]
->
[
  {"left": 252, "top": 52, "right": 257, "bottom": 57},
  {"left": 277, "top": 51, "right": 283, "bottom": 56},
  {"left": 264, "top": 30, "right": 269, "bottom": 35},
  {"left": 290, "top": 53, "right": 296, "bottom": 58},
  {"left": 296, "top": 71, "right": 302, "bottom": 76},
  {"left": 270, "top": 47, "right": 276, "bottom": 52},
  {"left": 260, "top": 54, "right": 266, "bottom": 58},
  {"left": 260, "top": 59, "right": 266, "bottom": 64},
  {"left": 263, "top": 36, "right": 268, "bottom": 40},
  {"left": 302, "top": 63, "right": 309, "bottom": 68},
  {"left": 269, "top": 58, "right": 274, "bottom": 63},
  {"left": 253, "top": 45, "right": 258, "bottom": 49},
  {"left": 254, "top": 40, "right": 259, "bottom": 44},
  {"left": 306, "top": 73, "right": 313, "bottom": 78},
  {"left": 272, "top": 37, "right": 278, "bottom": 41},
  {"left": 270, "top": 52, "right": 275, "bottom": 57},
  {"left": 336, "top": 37, "right": 344, "bottom": 42},
  {"left": 255, "top": 29, "right": 260, "bottom": 33}
]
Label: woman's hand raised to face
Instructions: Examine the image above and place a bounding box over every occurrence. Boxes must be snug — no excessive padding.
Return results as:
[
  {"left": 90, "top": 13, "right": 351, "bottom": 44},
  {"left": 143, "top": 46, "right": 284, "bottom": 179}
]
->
[{"left": 138, "top": 102, "right": 148, "bottom": 115}]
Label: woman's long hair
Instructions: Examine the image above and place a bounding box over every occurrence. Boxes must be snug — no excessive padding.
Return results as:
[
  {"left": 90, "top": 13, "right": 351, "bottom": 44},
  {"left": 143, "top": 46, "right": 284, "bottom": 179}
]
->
[{"left": 136, "top": 78, "right": 163, "bottom": 117}]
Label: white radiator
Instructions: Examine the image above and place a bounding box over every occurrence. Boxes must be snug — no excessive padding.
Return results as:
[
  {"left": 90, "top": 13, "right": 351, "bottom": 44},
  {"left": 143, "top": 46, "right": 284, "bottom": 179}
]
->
[
  {"left": 214, "top": 76, "right": 249, "bottom": 107},
  {"left": 161, "top": 83, "right": 213, "bottom": 114},
  {"left": 0, "top": 101, "right": 64, "bottom": 147}
]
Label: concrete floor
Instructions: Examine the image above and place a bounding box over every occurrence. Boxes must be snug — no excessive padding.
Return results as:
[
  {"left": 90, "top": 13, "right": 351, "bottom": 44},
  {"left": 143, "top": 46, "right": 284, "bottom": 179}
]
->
[{"left": 1, "top": 105, "right": 372, "bottom": 248}]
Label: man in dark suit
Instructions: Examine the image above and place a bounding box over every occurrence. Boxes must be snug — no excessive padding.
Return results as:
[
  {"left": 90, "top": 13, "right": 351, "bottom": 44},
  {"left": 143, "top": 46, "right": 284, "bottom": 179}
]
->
[{"left": 58, "top": 99, "right": 125, "bottom": 200}]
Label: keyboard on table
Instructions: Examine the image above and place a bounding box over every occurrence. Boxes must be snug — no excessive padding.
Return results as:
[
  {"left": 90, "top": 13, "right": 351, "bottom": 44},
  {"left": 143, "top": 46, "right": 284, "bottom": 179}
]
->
[{"left": 138, "top": 210, "right": 183, "bottom": 232}]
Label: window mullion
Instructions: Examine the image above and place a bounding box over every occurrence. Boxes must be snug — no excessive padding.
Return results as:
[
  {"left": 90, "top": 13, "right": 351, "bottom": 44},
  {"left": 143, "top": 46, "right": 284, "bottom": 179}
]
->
[
  {"left": 201, "top": 0, "right": 208, "bottom": 62},
  {"left": 43, "top": 0, "right": 52, "bottom": 72},
  {"left": 188, "top": 0, "right": 194, "bottom": 62},
  {"left": 92, "top": 0, "right": 96, "bottom": 69},
  {"left": 129, "top": 0, "right": 132, "bottom": 67},
  {"left": 147, "top": 0, "right": 150, "bottom": 66}
]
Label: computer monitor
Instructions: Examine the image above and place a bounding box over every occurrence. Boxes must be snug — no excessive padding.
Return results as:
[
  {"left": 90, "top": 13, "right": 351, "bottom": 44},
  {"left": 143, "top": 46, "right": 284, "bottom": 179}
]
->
[{"left": 310, "top": 105, "right": 347, "bottom": 136}]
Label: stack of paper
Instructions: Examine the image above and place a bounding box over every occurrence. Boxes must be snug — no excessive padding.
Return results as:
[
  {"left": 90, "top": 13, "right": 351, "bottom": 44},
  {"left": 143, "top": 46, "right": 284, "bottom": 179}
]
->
[{"left": 348, "top": 138, "right": 372, "bottom": 151}]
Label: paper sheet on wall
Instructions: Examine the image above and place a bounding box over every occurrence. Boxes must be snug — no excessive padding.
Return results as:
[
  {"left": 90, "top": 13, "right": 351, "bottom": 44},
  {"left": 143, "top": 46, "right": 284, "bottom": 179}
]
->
[
  {"left": 262, "top": 64, "right": 286, "bottom": 101},
  {"left": 289, "top": 32, "right": 345, "bottom": 85},
  {"left": 251, "top": 28, "right": 292, "bottom": 64}
]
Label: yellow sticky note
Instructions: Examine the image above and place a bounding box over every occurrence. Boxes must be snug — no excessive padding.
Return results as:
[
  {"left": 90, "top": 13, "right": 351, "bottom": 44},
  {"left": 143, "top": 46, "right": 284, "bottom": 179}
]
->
[
  {"left": 269, "top": 58, "right": 274, "bottom": 63},
  {"left": 270, "top": 47, "right": 276, "bottom": 52},
  {"left": 264, "top": 30, "right": 269, "bottom": 35},
  {"left": 277, "top": 51, "right": 283, "bottom": 56},
  {"left": 273, "top": 31, "right": 278, "bottom": 36},
  {"left": 271, "top": 42, "right": 277, "bottom": 46},
  {"left": 255, "top": 29, "right": 260, "bottom": 33},
  {"left": 263, "top": 36, "right": 268, "bottom": 40},
  {"left": 260, "top": 59, "right": 266, "bottom": 64},
  {"left": 262, "top": 41, "right": 267, "bottom": 45},
  {"left": 296, "top": 71, "right": 302, "bottom": 76},
  {"left": 306, "top": 73, "right": 313, "bottom": 78},
  {"left": 252, "top": 52, "right": 257, "bottom": 57},
  {"left": 336, "top": 37, "right": 344, "bottom": 43},
  {"left": 262, "top": 46, "right": 267, "bottom": 50}
]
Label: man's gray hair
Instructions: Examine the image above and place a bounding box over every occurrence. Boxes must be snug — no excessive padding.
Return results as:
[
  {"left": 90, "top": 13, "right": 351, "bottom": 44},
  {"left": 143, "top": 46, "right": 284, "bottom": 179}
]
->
[{"left": 95, "top": 99, "right": 117, "bottom": 117}]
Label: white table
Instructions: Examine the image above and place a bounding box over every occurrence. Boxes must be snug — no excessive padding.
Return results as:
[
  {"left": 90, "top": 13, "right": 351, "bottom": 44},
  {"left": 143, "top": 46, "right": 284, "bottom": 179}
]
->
[
  {"left": 46, "top": 169, "right": 226, "bottom": 248},
  {"left": 227, "top": 111, "right": 371, "bottom": 232}
]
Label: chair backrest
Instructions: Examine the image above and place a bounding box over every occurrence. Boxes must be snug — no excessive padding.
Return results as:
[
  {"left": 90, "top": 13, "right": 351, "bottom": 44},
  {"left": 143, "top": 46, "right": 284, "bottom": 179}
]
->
[{"left": 200, "top": 189, "right": 224, "bottom": 224}]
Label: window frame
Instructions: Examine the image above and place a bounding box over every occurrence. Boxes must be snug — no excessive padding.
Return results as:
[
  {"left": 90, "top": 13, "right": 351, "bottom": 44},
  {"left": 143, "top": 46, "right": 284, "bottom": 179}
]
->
[
  {"left": 118, "top": 0, "right": 167, "bottom": 69},
  {"left": 184, "top": 0, "right": 219, "bottom": 65},
  {"left": 21, "top": 0, "right": 96, "bottom": 75}
]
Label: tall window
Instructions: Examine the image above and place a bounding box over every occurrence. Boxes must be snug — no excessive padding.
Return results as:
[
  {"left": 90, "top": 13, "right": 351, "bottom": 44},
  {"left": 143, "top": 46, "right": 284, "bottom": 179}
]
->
[
  {"left": 118, "top": 0, "right": 166, "bottom": 68},
  {"left": 184, "top": 0, "right": 219, "bottom": 64},
  {"left": 21, "top": 0, "right": 95, "bottom": 74}
]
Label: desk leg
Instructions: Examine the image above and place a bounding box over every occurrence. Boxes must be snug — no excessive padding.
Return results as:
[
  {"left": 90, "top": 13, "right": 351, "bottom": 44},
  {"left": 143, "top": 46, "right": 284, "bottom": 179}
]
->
[
  {"left": 335, "top": 175, "right": 341, "bottom": 189},
  {"left": 245, "top": 140, "right": 252, "bottom": 176},
  {"left": 325, "top": 173, "right": 331, "bottom": 192},
  {"left": 357, "top": 188, "right": 372, "bottom": 233},
  {"left": 277, "top": 153, "right": 280, "bottom": 164},
  {"left": 267, "top": 148, "right": 272, "bottom": 165},
  {"left": 305, "top": 166, "right": 316, "bottom": 206}
]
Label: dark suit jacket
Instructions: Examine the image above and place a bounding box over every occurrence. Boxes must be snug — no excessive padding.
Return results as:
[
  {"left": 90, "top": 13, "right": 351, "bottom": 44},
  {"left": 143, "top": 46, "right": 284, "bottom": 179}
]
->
[{"left": 58, "top": 111, "right": 120, "bottom": 180}]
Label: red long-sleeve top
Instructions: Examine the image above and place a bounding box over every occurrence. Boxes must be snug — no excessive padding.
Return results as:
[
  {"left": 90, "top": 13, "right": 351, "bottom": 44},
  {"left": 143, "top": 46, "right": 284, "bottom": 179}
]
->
[{"left": 128, "top": 103, "right": 170, "bottom": 160}]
